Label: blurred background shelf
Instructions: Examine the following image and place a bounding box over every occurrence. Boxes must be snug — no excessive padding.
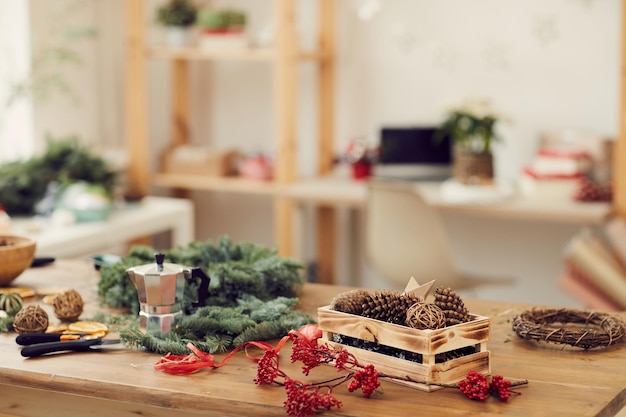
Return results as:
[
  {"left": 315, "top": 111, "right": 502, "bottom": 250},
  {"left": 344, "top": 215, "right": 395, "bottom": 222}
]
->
[{"left": 152, "top": 173, "right": 281, "bottom": 196}]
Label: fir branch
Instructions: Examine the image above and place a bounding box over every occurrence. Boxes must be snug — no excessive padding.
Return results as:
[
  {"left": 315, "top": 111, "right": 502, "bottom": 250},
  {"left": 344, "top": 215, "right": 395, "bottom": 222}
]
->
[
  {"left": 98, "top": 236, "right": 305, "bottom": 312},
  {"left": 192, "top": 334, "right": 234, "bottom": 354},
  {"left": 237, "top": 296, "right": 299, "bottom": 322},
  {"left": 174, "top": 314, "right": 255, "bottom": 338},
  {"left": 0, "top": 316, "right": 13, "bottom": 332},
  {"left": 233, "top": 313, "right": 314, "bottom": 346}
]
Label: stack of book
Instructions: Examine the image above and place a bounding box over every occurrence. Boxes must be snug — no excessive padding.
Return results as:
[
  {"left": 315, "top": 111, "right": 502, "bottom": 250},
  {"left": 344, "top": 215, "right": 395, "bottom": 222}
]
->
[
  {"left": 560, "top": 218, "right": 626, "bottom": 311},
  {"left": 519, "top": 147, "right": 591, "bottom": 201}
]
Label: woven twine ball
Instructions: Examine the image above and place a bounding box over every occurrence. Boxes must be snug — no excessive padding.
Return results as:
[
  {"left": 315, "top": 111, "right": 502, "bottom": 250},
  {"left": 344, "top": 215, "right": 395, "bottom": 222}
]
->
[
  {"left": 406, "top": 302, "right": 446, "bottom": 330},
  {"left": 13, "top": 305, "right": 49, "bottom": 333},
  {"left": 53, "top": 289, "right": 84, "bottom": 322}
]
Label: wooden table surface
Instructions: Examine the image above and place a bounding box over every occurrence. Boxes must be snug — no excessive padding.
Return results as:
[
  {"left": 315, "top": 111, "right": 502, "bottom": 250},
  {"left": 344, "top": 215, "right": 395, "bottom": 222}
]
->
[{"left": 1, "top": 260, "right": 626, "bottom": 417}]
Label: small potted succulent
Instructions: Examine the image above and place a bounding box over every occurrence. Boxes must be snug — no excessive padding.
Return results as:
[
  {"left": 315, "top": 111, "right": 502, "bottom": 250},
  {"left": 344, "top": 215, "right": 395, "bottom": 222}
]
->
[
  {"left": 156, "top": 0, "right": 198, "bottom": 47},
  {"left": 437, "top": 98, "right": 503, "bottom": 185},
  {"left": 196, "top": 8, "right": 248, "bottom": 51}
]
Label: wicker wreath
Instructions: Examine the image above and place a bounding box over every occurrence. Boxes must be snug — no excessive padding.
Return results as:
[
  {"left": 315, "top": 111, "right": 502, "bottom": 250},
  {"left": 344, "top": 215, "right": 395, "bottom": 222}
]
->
[{"left": 512, "top": 308, "right": 626, "bottom": 349}]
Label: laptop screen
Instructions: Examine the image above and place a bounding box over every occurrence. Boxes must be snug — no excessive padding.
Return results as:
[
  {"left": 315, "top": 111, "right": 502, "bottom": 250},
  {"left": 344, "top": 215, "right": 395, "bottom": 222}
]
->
[{"left": 374, "top": 126, "right": 453, "bottom": 181}]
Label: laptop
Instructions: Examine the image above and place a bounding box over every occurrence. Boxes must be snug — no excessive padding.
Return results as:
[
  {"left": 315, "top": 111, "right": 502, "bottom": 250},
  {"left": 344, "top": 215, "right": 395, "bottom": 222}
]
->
[{"left": 374, "top": 126, "right": 453, "bottom": 181}]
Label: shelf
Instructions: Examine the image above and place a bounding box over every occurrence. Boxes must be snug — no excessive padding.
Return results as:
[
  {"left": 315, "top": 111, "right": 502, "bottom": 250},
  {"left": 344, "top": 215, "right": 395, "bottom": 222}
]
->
[
  {"left": 146, "top": 46, "right": 328, "bottom": 62},
  {"left": 125, "top": 0, "right": 336, "bottom": 274},
  {"left": 152, "top": 173, "right": 280, "bottom": 196},
  {"left": 146, "top": 45, "right": 275, "bottom": 61}
]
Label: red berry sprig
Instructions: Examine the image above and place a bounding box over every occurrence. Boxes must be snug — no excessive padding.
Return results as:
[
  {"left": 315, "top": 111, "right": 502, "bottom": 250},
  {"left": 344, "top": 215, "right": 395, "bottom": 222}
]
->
[
  {"left": 458, "top": 370, "right": 490, "bottom": 401},
  {"left": 489, "top": 374, "right": 522, "bottom": 402},
  {"left": 347, "top": 364, "right": 381, "bottom": 398},
  {"left": 154, "top": 326, "right": 528, "bottom": 417},
  {"left": 457, "top": 371, "right": 523, "bottom": 402}
]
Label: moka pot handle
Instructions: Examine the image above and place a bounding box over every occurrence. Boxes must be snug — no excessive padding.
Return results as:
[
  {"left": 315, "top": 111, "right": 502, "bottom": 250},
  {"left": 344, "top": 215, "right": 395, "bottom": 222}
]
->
[{"left": 186, "top": 267, "right": 210, "bottom": 308}]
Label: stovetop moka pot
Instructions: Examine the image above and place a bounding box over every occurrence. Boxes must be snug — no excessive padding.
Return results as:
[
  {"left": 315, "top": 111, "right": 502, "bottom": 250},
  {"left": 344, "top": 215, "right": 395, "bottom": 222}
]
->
[{"left": 126, "top": 253, "right": 210, "bottom": 335}]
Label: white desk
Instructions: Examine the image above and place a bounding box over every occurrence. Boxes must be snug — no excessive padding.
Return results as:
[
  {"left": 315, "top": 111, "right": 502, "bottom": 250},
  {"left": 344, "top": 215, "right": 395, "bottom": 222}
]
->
[
  {"left": 279, "top": 176, "right": 613, "bottom": 287},
  {"left": 280, "top": 177, "right": 612, "bottom": 224},
  {"left": 11, "top": 196, "right": 194, "bottom": 258}
]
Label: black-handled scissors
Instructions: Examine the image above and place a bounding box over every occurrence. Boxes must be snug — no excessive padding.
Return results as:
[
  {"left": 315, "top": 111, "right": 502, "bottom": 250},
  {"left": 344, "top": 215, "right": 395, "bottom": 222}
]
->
[{"left": 16, "top": 333, "right": 122, "bottom": 357}]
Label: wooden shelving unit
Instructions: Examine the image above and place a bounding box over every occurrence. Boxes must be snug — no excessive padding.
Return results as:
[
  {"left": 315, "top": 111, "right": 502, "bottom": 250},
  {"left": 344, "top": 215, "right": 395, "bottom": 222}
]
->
[
  {"left": 124, "top": 0, "right": 337, "bottom": 280},
  {"left": 616, "top": 0, "right": 626, "bottom": 219}
]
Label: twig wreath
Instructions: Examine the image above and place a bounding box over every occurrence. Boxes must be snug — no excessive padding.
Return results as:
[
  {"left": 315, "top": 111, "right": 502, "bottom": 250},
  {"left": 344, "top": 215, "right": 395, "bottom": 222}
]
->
[{"left": 512, "top": 308, "right": 626, "bottom": 349}]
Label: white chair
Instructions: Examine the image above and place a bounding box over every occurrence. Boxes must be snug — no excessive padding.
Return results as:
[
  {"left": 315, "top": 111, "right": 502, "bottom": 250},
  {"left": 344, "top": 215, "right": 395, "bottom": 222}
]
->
[{"left": 365, "top": 179, "right": 514, "bottom": 293}]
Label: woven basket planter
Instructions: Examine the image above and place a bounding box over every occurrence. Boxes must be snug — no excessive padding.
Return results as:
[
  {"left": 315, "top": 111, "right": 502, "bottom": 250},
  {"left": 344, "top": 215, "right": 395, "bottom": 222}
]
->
[{"left": 453, "top": 148, "right": 494, "bottom": 185}]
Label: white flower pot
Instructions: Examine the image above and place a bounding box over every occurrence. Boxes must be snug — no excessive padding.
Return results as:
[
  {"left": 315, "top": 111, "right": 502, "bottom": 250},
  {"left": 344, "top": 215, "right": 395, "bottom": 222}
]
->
[{"left": 165, "top": 26, "right": 189, "bottom": 47}]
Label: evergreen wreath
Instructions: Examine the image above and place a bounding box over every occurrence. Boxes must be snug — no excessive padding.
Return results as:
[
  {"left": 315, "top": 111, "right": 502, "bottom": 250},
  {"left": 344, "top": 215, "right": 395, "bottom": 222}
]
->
[{"left": 97, "top": 236, "right": 313, "bottom": 354}]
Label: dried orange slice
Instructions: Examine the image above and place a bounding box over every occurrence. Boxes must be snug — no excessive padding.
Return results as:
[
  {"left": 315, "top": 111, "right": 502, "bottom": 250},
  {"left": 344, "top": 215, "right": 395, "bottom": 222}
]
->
[
  {"left": 46, "top": 323, "right": 69, "bottom": 333},
  {"left": 68, "top": 321, "right": 108, "bottom": 335},
  {"left": 37, "top": 287, "right": 68, "bottom": 296},
  {"left": 88, "top": 330, "right": 107, "bottom": 338},
  {"left": 42, "top": 294, "right": 57, "bottom": 305},
  {"left": 0, "top": 287, "right": 36, "bottom": 298}
]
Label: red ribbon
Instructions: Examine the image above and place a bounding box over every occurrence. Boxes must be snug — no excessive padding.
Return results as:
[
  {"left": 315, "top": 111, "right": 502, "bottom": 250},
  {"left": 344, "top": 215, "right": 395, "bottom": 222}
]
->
[{"left": 153, "top": 324, "right": 320, "bottom": 375}]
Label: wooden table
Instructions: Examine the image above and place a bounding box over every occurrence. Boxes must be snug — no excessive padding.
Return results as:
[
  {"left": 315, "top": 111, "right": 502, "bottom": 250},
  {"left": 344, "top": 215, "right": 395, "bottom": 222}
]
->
[{"left": 1, "top": 260, "right": 626, "bottom": 417}]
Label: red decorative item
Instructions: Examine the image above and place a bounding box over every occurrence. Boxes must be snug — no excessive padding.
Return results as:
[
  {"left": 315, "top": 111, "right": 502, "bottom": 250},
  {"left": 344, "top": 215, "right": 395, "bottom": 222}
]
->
[
  {"left": 351, "top": 160, "right": 372, "bottom": 180},
  {"left": 154, "top": 325, "right": 527, "bottom": 417},
  {"left": 573, "top": 177, "right": 612, "bottom": 202},
  {"left": 457, "top": 370, "right": 522, "bottom": 402},
  {"left": 238, "top": 154, "right": 273, "bottom": 181},
  {"left": 344, "top": 138, "right": 377, "bottom": 180}
]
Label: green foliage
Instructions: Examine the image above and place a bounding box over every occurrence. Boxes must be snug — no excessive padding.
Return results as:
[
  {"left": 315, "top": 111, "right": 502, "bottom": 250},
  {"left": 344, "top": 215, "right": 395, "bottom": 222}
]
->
[
  {"left": 98, "top": 236, "right": 306, "bottom": 314},
  {"left": 0, "top": 316, "right": 14, "bottom": 332},
  {"left": 0, "top": 159, "right": 49, "bottom": 215},
  {"left": 437, "top": 111, "right": 498, "bottom": 154},
  {"left": 436, "top": 99, "right": 503, "bottom": 154},
  {"left": 103, "top": 236, "right": 311, "bottom": 354},
  {"left": 157, "top": 0, "right": 197, "bottom": 27},
  {"left": 0, "top": 135, "right": 118, "bottom": 215},
  {"left": 118, "top": 294, "right": 313, "bottom": 355},
  {"left": 196, "top": 8, "right": 246, "bottom": 30},
  {"left": 42, "top": 137, "right": 117, "bottom": 191}
]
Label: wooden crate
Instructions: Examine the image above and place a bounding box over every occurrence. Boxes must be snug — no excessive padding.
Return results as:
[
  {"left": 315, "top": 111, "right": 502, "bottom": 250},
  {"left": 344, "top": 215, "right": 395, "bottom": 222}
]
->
[{"left": 317, "top": 305, "right": 491, "bottom": 391}]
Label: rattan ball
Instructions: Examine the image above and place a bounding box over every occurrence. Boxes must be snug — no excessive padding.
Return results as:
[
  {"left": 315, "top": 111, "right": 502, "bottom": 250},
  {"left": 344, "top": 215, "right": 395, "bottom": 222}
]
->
[
  {"left": 13, "top": 305, "right": 49, "bottom": 333},
  {"left": 53, "top": 289, "right": 84, "bottom": 322},
  {"left": 406, "top": 302, "right": 446, "bottom": 330}
]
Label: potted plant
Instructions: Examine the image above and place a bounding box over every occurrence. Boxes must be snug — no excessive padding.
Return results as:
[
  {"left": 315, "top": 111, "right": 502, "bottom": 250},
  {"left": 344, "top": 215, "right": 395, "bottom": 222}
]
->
[
  {"left": 196, "top": 8, "right": 248, "bottom": 51},
  {"left": 0, "top": 136, "right": 119, "bottom": 216},
  {"left": 344, "top": 138, "right": 378, "bottom": 180},
  {"left": 156, "top": 0, "right": 197, "bottom": 47},
  {"left": 437, "top": 98, "right": 502, "bottom": 185}
]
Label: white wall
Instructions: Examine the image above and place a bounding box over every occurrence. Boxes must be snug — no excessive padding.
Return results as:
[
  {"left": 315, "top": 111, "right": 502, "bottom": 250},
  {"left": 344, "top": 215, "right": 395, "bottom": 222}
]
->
[
  {"left": 27, "top": 0, "right": 622, "bottom": 305},
  {"left": 0, "top": 0, "right": 34, "bottom": 161}
]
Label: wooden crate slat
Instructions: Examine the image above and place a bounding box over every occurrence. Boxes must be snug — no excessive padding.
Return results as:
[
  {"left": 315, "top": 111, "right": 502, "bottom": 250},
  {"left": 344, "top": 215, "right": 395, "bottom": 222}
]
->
[{"left": 317, "top": 306, "right": 490, "bottom": 355}]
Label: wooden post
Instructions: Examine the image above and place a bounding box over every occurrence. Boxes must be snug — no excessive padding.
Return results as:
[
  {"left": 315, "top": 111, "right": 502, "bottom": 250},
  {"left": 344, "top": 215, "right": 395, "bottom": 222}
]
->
[
  {"left": 616, "top": 0, "right": 626, "bottom": 218},
  {"left": 171, "top": 59, "right": 190, "bottom": 148},
  {"left": 315, "top": 0, "right": 336, "bottom": 284},
  {"left": 274, "top": 0, "right": 298, "bottom": 257},
  {"left": 124, "top": 0, "right": 150, "bottom": 197}
]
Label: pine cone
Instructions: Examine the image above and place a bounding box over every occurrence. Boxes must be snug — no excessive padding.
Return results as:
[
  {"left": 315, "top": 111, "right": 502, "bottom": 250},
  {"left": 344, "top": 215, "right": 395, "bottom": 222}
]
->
[
  {"left": 330, "top": 289, "right": 369, "bottom": 315},
  {"left": 434, "top": 287, "right": 471, "bottom": 326},
  {"left": 361, "top": 290, "right": 422, "bottom": 325}
]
